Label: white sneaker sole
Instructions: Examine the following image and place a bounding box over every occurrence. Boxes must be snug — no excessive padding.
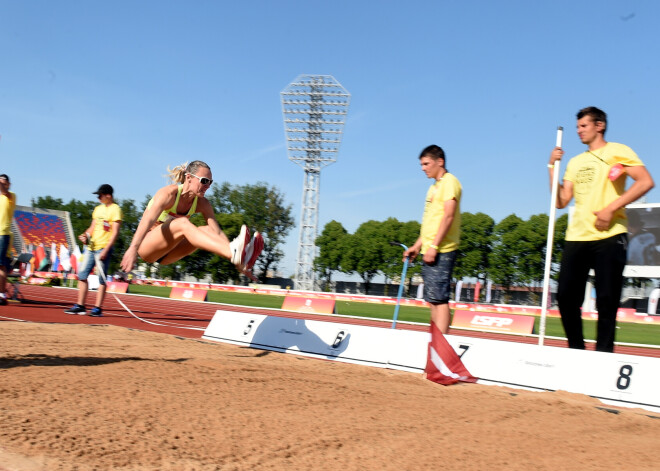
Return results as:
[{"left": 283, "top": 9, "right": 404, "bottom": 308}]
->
[
  {"left": 230, "top": 225, "right": 250, "bottom": 266},
  {"left": 244, "top": 232, "right": 264, "bottom": 270}
]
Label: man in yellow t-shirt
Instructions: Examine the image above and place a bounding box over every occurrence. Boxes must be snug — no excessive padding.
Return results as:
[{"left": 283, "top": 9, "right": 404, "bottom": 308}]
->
[
  {"left": 548, "top": 107, "right": 654, "bottom": 352},
  {"left": 64, "top": 184, "right": 122, "bottom": 317},
  {"left": 0, "top": 174, "right": 17, "bottom": 305},
  {"left": 404, "top": 145, "right": 462, "bottom": 334}
]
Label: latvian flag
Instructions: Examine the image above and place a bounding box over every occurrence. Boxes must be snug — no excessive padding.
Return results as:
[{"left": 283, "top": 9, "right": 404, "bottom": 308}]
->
[{"left": 425, "top": 322, "right": 477, "bottom": 385}]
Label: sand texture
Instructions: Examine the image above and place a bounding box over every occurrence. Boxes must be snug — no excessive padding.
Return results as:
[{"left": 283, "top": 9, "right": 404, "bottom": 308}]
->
[{"left": 1, "top": 322, "right": 659, "bottom": 471}]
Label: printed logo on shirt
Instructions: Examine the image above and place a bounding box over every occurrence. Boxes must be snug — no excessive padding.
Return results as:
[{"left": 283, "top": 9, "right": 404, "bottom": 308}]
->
[
  {"left": 574, "top": 165, "right": 597, "bottom": 195},
  {"left": 103, "top": 220, "right": 111, "bottom": 232}
]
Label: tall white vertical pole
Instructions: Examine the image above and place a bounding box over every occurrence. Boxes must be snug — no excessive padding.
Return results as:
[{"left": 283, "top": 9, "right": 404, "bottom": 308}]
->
[{"left": 539, "top": 126, "right": 563, "bottom": 345}]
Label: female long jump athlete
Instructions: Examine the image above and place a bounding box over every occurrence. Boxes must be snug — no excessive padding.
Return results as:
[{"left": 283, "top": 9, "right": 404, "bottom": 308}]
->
[{"left": 120, "top": 160, "right": 263, "bottom": 279}]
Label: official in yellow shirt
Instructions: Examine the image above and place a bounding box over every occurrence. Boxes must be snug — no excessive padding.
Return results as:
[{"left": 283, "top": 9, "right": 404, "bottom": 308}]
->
[
  {"left": 0, "top": 174, "right": 17, "bottom": 305},
  {"left": 64, "top": 184, "right": 122, "bottom": 317},
  {"left": 548, "top": 107, "right": 654, "bottom": 352},
  {"left": 404, "top": 145, "right": 462, "bottom": 334}
]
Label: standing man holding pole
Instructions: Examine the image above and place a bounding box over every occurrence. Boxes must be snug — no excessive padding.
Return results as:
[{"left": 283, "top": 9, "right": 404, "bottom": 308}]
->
[
  {"left": 64, "top": 184, "right": 122, "bottom": 317},
  {"left": 548, "top": 106, "right": 654, "bottom": 352},
  {"left": 404, "top": 145, "right": 462, "bottom": 334}
]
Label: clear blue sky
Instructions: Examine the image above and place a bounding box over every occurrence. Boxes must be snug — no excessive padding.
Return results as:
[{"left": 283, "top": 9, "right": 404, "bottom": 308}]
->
[{"left": 2, "top": 0, "right": 659, "bottom": 278}]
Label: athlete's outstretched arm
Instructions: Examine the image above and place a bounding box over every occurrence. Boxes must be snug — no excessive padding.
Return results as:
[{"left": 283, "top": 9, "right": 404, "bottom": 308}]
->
[{"left": 120, "top": 185, "right": 177, "bottom": 272}]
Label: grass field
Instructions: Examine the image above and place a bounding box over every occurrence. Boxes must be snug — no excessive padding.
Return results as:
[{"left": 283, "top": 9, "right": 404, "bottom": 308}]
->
[{"left": 125, "top": 284, "right": 660, "bottom": 347}]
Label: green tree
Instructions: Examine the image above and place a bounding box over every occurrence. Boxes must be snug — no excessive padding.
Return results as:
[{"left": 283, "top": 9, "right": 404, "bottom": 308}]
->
[
  {"left": 314, "top": 218, "right": 420, "bottom": 296},
  {"left": 113, "top": 199, "right": 140, "bottom": 272},
  {"left": 454, "top": 212, "right": 494, "bottom": 283},
  {"left": 378, "top": 218, "right": 421, "bottom": 297},
  {"left": 516, "top": 214, "right": 549, "bottom": 287},
  {"left": 487, "top": 213, "right": 568, "bottom": 303},
  {"left": 377, "top": 218, "right": 419, "bottom": 278},
  {"left": 552, "top": 213, "right": 568, "bottom": 279},
  {"left": 32, "top": 195, "right": 64, "bottom": 209},
  {"left": 398, "top": 220, "right": 423, "bottom": 294},
  {"left": 315, "top": 220, "right": 349, "bottom": 289},
  {"left": 206, "top": 182, "right": 294, "bottom": 282},
  {"left": 378, "top": 218, "right": 405, "bottom": 282},
  {"left": 136, "top": 194, "right": 156, "bottom": 278},
  {"left": 488, "top": 214, "right": 524, "bottom": 291},
  {"left": 340, "top": 220, "right": 388, "bottom": 294}
]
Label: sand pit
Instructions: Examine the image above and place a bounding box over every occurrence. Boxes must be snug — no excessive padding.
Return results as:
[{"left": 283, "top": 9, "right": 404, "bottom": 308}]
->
[{"left": 1, "top": 321, "right": 659, "bottom": 470}]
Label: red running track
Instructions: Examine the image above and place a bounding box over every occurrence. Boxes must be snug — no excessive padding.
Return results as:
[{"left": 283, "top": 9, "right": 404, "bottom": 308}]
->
[{"left": 2, "top": 284, "right": 658, "bottom": 358}]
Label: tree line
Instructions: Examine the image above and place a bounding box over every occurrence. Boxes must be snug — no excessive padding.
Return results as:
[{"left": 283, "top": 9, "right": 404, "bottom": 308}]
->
[
  {"left": 315, "top": 212, "right": 568, "bottom": 295},
  {"left": 31, "top": 181, "right": 567, "bottom": 292},
  {"left": 32, "top": 181, "right": 294, "bottom": 284}
]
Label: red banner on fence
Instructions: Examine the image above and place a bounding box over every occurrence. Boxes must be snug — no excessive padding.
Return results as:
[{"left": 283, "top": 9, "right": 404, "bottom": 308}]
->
[
  {"left": 169, "top": 287, "right": 208, "bottom": 302},
  {"left": 107, "top": 282, "right": 129, "bottom": 293},
  {"left": 451, "top": 310, "right": 535, "bottom": 334},
  {"left": 281, "top": 296, "right": 335, "bottom": 315}
]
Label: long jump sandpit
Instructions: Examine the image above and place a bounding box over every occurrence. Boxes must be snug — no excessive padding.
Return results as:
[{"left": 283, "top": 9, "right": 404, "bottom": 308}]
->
[{"left": 1, "top": 320, "right": 659, "bottom": 471}]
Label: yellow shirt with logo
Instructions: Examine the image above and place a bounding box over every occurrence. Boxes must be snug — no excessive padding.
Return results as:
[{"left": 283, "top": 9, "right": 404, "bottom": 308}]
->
[
  {"left": 91, "top": 203, "right": 123, "bottom": 249},
  {"left": 421, "top": 173, "right": 462, "bottom": 253},
  {"left": 0, "top": 191, "right": 16, "bottom": 236},
  {"left": 563, "top": 142, "right": 644, "bottom": 241}
]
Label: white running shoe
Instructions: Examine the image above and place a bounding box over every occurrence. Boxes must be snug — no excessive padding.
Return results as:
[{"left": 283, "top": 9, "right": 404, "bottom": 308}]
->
[
  {"left": 244, "top": 232, "right": 264, "bottom": 270},
  {"left": 230, "top": 225, "right": 250, "bottom": 267}
]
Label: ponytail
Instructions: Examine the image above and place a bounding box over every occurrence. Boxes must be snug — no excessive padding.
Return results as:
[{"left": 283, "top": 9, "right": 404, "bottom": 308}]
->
[
  {"left": 165, "top": 160, "right": 210, "bottom": 184},
  {"left": 166, "top": 163, "right": 188, "bottom": 184}
]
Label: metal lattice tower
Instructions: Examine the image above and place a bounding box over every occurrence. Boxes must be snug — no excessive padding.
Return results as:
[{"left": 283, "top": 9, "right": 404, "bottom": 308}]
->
[{"left": 281, "top": 75, "right": 350, "bottom": 291}]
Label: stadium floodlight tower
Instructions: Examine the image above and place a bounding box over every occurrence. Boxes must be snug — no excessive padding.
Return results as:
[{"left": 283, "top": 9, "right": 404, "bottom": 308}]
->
[{"left": 281, "top": 74, "right": 350, "bottom": 291}]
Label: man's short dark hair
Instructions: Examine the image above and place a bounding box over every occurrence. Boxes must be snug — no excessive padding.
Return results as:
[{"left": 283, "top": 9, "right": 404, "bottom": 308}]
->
[
  {"left": 419, "top": 145, "right": 446, "bottom": 162},
  {"left": 577, "top": 106, "right": 607, "bottom": 135}
]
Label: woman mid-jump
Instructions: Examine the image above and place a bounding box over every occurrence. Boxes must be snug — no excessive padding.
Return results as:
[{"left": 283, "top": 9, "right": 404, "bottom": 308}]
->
[{"left": 120, "top": 160, "right": 262, "bottom": 280}]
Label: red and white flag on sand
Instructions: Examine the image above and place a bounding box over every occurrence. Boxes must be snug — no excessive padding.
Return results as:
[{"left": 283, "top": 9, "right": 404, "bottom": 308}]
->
[{"left": 425, "top": 322, "right": 477, "bottom": 385}]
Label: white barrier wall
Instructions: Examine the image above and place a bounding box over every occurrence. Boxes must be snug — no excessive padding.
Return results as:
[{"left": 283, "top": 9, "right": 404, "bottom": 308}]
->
[{"left": 203, "top": 310, "right": 660, "bottom": 413}]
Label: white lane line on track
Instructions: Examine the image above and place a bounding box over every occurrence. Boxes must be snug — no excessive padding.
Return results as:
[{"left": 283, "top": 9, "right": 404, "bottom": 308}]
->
[
  {"left": 16, "top": 285, "right": 212, "bottom": 331},
  {"left": 0, "top": 314, "right": 29, "bottom": 322},
  {"left": 111, "top": 293, "right": 206, "bottom": 332}
]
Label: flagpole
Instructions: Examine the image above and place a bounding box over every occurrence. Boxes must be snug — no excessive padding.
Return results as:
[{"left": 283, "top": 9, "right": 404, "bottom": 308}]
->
[
  {"left": 539, "top": 126, "right": 562, "bottom": 346},
  {"left": 389, "top": 241, "right": 409, "bottom": 329}
]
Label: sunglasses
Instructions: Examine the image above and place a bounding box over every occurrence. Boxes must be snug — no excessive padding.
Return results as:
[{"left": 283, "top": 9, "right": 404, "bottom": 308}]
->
[{"left": 187, "top": 173, "right": 213, "bottom": 185}]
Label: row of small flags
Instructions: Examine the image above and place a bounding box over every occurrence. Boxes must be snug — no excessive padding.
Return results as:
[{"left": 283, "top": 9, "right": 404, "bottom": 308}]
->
[{"left": 24, "top": 242, "right": 85, "bottom": 275}]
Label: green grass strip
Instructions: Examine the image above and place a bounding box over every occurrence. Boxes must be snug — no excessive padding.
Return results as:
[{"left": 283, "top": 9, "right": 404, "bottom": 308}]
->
[{"left": 123, "top": 284, "right": 660, "bottom": 346}]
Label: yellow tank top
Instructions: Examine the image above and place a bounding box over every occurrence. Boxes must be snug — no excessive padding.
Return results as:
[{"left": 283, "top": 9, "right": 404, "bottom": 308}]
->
[{"left": 148, "top": 185, "right": 198, "bottom": 223}]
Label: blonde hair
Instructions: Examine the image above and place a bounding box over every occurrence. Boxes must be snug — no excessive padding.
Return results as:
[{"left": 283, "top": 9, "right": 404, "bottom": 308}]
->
[{"left": 166, "top": 160, "right": 211, "bottom": 184}]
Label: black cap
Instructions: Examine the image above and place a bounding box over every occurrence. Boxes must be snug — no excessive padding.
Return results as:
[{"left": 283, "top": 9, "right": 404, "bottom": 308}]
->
[
  {"left": 93, "top": 184, "right": 114, "bottom": 195},
  {"left": 0, "top": 174, "right": 9, "bottom": 182}
]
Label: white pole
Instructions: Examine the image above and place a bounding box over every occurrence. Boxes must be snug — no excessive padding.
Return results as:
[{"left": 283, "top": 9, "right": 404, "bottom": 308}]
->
[{"left": 539, "top": 126, "right": 563, "bottom": 345}]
